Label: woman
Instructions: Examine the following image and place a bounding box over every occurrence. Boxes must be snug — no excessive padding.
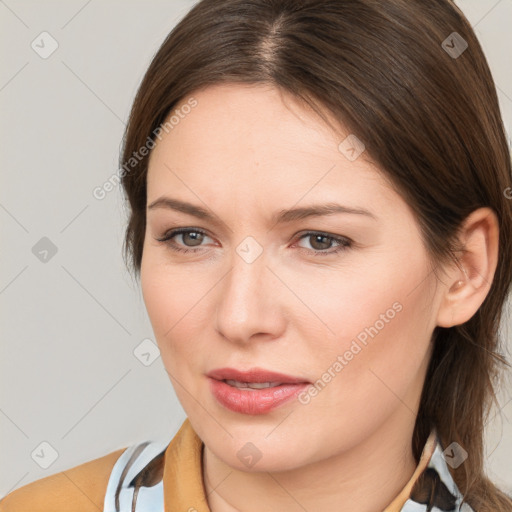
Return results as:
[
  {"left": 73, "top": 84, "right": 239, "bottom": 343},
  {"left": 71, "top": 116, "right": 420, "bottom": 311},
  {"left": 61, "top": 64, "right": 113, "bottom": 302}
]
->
[{"left": 1, "top": 0, "right": 511, "bottom": 511}]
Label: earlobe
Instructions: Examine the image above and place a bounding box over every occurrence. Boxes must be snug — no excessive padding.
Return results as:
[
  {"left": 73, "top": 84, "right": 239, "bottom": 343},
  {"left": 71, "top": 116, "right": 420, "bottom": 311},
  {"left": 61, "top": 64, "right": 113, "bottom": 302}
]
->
[
  {"left": 449, "top": 279, "right": 465, "bottom": 293},
  {"left": 436, "top": 269, "right": 471, "bottom": 328},
  {"left": 436, "top": 207, "right": 499, "bottom": 328}
]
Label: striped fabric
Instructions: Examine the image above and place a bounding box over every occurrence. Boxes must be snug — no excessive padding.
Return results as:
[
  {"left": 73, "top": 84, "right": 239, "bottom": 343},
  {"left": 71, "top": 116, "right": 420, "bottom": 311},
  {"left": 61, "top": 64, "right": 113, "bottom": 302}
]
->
[
  {"left": 401, "top": 438, "right": 475, "bottom": 511},
  {"left": 103, "top": 439, "right": 167, "bottom": 512}
]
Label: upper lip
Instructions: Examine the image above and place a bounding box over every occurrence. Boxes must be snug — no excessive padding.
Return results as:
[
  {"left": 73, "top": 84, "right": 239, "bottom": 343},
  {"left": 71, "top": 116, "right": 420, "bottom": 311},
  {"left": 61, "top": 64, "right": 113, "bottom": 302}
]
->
[{"left": 207, "top": 367, "right": 310, "bottom": 384}]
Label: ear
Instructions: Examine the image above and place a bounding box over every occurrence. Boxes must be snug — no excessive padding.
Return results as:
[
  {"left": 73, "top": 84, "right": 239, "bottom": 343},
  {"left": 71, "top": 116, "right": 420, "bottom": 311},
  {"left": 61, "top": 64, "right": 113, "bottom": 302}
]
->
[{"left": 436, "top": 207, "right": 499, "bottom": 328}]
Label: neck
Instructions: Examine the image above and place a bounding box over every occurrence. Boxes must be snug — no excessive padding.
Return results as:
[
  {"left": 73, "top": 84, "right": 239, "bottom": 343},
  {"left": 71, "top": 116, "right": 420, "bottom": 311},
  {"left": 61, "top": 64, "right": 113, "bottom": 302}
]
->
[{"left": 202, "top": 412, "right": 419, "bottom": 512}]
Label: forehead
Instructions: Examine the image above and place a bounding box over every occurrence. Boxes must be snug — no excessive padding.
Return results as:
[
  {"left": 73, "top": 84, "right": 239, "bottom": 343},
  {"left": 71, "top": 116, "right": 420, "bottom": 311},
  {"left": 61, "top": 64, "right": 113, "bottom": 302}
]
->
[{"left": 146, "top": 83, "right": 396, "bottom": 214}]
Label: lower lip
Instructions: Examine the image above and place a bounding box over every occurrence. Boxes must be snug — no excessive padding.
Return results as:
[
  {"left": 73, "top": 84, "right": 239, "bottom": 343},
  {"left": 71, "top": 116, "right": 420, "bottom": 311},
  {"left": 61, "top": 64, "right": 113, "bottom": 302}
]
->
[{"left": 208, "top": 378, "right": 310, "bottom": 414}]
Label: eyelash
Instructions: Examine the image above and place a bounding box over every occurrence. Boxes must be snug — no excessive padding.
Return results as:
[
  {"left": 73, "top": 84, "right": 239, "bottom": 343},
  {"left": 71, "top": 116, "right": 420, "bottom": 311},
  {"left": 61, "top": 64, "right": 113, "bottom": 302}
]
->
[{"left": 155, "top": 228, "right": 352, "bottom": 257}]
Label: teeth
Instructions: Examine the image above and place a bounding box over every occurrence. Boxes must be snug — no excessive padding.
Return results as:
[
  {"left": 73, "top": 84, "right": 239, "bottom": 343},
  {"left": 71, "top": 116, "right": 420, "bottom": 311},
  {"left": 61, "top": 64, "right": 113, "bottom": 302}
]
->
[{"left": 225, "top": 379, "right": 282, "bottom": 390}]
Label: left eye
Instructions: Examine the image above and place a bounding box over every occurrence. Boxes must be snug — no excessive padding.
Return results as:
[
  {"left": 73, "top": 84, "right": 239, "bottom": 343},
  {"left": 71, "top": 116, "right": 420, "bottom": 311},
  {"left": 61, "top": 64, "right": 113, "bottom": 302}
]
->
[
  {"left": 295, "top": 232, "right": 352, "bottom": 255},
  {"left": 155, "top": 229, "right": 352, "bottom": 256}
]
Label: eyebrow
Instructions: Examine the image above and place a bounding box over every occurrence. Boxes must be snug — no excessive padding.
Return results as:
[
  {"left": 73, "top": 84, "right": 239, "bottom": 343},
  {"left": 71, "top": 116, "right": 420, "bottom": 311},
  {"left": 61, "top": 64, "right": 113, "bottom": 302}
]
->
[{"left": 147, "top": 197, "right": 377, "bottom": 225}]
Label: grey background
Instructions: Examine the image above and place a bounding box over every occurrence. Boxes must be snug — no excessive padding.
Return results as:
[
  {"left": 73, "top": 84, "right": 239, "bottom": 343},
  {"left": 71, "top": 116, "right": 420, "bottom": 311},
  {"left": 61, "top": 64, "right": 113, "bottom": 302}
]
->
[{"left": 1, "top": 0, "right": 511, "bottom": 499}]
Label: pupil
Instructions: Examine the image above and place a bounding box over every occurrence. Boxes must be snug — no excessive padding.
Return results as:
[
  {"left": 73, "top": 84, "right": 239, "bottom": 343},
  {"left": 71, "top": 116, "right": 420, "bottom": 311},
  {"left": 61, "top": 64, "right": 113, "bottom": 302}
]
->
[
  {"left": 184, "top": 232, "right": 203, "bottom": 246},
  {"left": 311, "top": 235, "right": 330, "bottom": 250}
]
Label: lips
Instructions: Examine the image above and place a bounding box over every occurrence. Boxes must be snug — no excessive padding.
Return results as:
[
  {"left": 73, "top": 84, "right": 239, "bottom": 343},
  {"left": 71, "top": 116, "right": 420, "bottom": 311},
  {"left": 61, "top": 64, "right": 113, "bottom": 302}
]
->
[
  {"left": 206, "top": 367, "right": 310, "bottom": 385},
  {"left": 206, "top": 367, "right": 311, "bottom": 414}
]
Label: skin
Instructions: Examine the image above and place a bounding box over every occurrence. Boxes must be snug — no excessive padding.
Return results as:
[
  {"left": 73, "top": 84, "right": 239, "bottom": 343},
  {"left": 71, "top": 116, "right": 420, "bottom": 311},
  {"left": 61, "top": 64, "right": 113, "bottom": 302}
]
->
[{"left": 140, "top": 83, "right": 498, "bottom": 512}]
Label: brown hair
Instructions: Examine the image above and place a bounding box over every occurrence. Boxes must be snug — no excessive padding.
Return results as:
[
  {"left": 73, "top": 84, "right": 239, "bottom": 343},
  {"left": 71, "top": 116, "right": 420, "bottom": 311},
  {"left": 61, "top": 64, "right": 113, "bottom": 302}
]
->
[{"left": 119, "top": 0, "right": 512, "bottom": 509}]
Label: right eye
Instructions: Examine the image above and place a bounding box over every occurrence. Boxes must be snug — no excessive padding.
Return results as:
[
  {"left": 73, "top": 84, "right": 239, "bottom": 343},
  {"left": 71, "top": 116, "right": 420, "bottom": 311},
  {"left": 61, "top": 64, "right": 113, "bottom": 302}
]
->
[{"left": 155, "top": 228, "right": 214, "bottom": 253}]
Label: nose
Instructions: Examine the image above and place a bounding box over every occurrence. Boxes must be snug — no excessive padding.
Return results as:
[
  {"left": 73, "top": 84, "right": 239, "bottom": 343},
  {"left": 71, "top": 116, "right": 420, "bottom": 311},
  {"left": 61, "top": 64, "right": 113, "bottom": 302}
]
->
[{"left": 215, "top": 246, "right": 286, "bottom": 345}]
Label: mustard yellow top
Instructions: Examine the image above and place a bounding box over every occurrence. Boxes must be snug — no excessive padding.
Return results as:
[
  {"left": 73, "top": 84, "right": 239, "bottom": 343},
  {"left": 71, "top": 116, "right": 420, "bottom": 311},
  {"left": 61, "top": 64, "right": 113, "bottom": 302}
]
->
[{"left": 1, "top": 418, "right": 471, "bottom": 512}]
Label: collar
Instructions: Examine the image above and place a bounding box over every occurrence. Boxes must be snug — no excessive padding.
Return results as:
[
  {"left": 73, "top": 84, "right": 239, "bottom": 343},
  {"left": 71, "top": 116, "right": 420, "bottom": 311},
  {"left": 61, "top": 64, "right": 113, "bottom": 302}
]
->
[{"left": 163, "top": 419, "right": 473, "bottom": 512}]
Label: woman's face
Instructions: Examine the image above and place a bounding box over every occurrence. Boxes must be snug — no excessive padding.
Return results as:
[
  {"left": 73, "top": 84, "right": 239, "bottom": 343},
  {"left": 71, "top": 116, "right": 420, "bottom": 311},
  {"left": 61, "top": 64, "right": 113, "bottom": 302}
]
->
[{"left": 141, "top": 83, "right": 442, "bottom": 472}]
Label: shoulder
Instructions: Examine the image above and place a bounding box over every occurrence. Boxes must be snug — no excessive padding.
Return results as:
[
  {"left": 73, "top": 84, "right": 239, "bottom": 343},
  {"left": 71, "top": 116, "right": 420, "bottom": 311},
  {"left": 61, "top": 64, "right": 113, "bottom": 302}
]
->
[{"left": 0, "top": 446, "right": 127, "bottom": 512}]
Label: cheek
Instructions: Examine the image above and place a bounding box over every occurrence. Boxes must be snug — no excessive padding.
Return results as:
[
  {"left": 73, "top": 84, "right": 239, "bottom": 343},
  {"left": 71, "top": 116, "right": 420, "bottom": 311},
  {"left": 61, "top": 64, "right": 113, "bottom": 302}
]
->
[
  {"left": 298, "top": 249, "right": 434, "bottom": 413},
  {"left": 140, "top": 253, "right": 213, "bottom": 370}
]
